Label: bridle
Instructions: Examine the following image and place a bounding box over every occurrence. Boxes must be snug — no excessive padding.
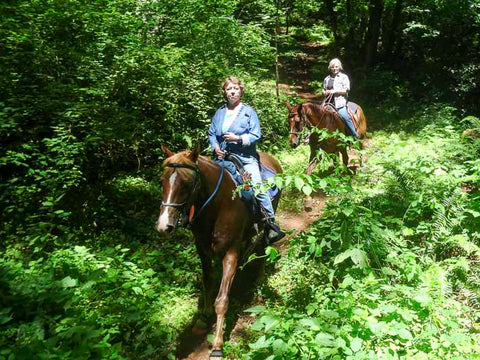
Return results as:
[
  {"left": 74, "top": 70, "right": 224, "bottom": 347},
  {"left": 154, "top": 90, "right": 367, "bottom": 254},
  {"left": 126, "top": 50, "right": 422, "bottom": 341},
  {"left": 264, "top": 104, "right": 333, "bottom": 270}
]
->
[
  {"left": 161, "top": 163, "right": 200, "bottom": 223},
  {"left": 160, "top": 159, "right": 226, "bottom": 225},
  {"left": 289, "top": 105, "right": 311, "bottom": 136}
]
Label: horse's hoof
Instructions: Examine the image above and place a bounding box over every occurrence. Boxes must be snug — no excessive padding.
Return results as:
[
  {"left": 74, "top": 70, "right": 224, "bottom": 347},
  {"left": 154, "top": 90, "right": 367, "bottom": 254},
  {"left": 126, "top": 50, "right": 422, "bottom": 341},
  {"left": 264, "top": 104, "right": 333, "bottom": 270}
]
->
[{"left": 210, "top": 349, "right": 223, "bottom": 359}]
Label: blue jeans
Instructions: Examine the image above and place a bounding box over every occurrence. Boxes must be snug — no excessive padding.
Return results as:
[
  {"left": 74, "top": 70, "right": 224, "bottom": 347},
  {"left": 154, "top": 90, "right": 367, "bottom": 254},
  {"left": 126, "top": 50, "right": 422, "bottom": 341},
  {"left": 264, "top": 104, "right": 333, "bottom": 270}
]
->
[
  {"left": 338, "top": 107, "right": 358, "bottom": 138},
  {"left": 215, "top": 160, "right": 243, "bottom": 185},
  {"left": 215, "top": 155, "right": 275, "bottom": 219}
]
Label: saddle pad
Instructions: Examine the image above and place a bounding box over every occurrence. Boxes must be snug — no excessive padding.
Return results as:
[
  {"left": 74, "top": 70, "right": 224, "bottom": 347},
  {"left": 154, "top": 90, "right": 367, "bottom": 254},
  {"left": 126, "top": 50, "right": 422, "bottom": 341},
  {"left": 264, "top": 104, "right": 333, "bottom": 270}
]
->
[
  {"left": 261, "top": 164, "right": 280, "bottom": 198},
  {"left": 347, "top": 102, "right": 359, "bottom": 114}
]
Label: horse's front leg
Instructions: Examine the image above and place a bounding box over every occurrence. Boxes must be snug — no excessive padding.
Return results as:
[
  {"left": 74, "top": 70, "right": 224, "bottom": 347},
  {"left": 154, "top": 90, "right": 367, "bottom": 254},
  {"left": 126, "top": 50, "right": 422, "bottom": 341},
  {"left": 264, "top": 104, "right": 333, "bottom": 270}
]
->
[
  {"left": 210, "top": 247, "right": 238, "bottom": 359},
  {"left": 306, "top": 159, "right": 317, "bottom": 175},
  {"left": 307, "top": 138, "right": 319, "bottom": 175},
  {"left": 341, "top": 148, "right": 349, "bottom": 166},
  {"left": 193, "top": 242, "right": 215, "bottom": 335}
]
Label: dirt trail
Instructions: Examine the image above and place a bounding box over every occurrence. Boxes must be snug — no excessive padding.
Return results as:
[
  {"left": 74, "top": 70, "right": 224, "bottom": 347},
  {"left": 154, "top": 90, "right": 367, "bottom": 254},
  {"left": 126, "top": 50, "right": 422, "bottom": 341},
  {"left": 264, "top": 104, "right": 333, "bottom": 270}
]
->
[
  {"left": 177, "top": 193, "right": 327, "bottom": 360},
  {"left": 179, "top": 41, "right": 332, "bottom": 360},
  {"left": 177, "top": 191, "right": 327, "bottom": 360},
  {"left": 279, "top": 41, "right": 325, "bottom": 102}
]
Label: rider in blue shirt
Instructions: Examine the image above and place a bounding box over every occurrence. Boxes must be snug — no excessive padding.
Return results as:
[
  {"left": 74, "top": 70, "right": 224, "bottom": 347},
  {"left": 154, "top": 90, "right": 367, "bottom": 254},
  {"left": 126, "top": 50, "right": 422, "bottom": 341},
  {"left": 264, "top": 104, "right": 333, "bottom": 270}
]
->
[{"left": 208, "top": 76, "right": 284, "bottom": 244}]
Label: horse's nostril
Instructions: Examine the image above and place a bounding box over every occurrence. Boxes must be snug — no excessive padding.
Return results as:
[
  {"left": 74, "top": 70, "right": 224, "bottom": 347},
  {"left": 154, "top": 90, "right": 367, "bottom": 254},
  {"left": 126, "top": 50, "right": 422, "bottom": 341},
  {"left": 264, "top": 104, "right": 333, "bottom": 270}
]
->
[{"left": 166, "top": 224, "right": 175, "bottom": 233}]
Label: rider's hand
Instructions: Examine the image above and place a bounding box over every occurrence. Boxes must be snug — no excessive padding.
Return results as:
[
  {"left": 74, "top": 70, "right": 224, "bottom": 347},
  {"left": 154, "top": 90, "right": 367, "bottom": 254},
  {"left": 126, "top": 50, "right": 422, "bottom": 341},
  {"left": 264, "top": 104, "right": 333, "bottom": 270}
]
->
[
  {"left": 215, "top": 146, "right": 226, "bottom": 159},
  {"left": 223, "top": 132, "right": 241, "bottom": 143}
]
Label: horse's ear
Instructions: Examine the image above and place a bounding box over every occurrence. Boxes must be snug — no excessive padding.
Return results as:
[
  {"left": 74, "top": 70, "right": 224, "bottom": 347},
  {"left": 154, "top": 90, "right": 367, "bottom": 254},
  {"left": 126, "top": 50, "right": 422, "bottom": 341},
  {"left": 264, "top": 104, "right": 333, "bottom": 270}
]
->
[
  {"left": 189, "top": 143, "right": 201, "bottom": 162},
  {"left": 285, "top": 101, "right": 292, "bottom": 111},
  {"left": 161, "top": 144, "right": 174, "bottom": 158}
]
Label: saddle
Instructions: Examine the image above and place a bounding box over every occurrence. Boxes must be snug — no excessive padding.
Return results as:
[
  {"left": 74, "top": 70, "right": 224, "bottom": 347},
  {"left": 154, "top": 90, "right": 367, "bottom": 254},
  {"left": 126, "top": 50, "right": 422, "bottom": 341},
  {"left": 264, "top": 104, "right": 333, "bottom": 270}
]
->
[{"left": 322, "top": 101, "right": 360, "bottom": 132}]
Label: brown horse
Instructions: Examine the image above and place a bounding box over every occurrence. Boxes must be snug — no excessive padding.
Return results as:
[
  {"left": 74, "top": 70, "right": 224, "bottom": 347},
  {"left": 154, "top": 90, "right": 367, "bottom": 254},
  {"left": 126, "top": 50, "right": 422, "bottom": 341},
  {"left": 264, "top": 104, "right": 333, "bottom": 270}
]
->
[
  {"left": 286, "top": 101, "right": 367, "bottom": 174},
  {"left": 155, "top": 144, "right": 282, "bottom": 359}
]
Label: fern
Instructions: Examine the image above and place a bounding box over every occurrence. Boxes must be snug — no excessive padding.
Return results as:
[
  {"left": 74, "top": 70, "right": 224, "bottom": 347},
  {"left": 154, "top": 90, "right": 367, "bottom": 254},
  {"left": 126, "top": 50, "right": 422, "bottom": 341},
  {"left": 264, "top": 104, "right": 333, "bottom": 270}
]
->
[
  {"left": 420, "top": 263, "right": 452, "bottom": 301},
  {"left": 431, "top": 188, "right": 466, "bottom": 243},
  {"left": 384, "top": 164, "right": 419, "bottom": 200}
]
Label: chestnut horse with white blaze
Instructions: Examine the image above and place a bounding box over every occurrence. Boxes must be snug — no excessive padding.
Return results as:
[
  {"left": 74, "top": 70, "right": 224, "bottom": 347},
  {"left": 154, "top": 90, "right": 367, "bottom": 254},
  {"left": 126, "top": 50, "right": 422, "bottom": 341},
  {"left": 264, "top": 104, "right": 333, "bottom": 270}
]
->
[
  {"left": 155, "top": 144, "right": 282, "bottom": 359},
  {"left": 286, "top": 101, "right": 367, "bottom": 174}
]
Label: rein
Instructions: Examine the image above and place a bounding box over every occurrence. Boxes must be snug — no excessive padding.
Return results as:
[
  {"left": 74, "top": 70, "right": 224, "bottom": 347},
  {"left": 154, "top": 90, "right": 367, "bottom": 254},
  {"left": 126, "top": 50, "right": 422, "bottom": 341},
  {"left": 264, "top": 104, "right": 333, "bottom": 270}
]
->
[{"left": 190, "top": 159, "right": 225, "bottom": 223}]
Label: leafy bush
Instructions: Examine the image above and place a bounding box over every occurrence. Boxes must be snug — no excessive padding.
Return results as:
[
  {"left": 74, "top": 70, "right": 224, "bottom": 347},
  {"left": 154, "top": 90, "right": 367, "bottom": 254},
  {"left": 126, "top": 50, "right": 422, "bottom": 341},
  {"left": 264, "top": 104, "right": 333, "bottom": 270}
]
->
[{"left": 235, "top": 104, "right": 480, "bottom": 359}]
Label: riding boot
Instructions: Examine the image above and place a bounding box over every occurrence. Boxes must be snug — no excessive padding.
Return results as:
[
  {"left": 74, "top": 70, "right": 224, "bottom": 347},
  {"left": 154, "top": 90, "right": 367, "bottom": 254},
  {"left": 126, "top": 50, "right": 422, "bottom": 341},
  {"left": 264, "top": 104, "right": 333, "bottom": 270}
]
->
[{"left": 263, "top": 217, "right": 285, "bottom": 245}]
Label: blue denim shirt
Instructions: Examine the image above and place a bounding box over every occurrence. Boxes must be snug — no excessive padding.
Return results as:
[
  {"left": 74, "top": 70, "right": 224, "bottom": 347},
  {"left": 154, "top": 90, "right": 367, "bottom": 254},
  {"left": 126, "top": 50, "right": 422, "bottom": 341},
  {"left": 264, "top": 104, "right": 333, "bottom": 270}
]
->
[{"left": 208, "top": 103, "right": 261, "bottom": 158}]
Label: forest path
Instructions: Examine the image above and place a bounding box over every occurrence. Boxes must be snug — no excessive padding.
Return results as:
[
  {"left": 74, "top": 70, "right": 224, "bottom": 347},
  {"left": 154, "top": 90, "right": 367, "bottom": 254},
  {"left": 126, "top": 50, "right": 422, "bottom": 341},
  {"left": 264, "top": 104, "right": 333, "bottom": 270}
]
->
[
  {"left": 178, "top": 40, "right": 352, "bottom": 360},
  {"left": 278, "top": 40, "right": 325, "bottom": 102}
]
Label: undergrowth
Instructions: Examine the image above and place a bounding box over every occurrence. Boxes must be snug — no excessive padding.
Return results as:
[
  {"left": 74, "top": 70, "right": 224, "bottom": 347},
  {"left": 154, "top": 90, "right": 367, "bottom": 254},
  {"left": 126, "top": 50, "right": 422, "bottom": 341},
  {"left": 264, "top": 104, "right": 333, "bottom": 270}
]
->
[{"left": 229, "top": 105, "right": 480, "bottom": 359}]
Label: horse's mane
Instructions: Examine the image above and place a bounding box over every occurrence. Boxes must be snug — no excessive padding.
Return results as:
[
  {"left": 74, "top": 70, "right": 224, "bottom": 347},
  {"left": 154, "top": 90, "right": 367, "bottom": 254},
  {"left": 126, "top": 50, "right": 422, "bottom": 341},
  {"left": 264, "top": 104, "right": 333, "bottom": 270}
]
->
[
  {"left": 304, "top": 102, "right": 326, "bottom": 114},
  {"left": 302, "top": 102, "right": 342, "bottom": 128},
  {"left": 163, "top": 151, "right": 229, "bottom": 184}
]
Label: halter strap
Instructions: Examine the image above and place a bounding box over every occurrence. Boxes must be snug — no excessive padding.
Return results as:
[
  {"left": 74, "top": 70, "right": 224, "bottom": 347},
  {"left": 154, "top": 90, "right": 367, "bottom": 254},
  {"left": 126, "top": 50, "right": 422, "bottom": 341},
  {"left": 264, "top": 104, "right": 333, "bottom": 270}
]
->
[
  {"left": 300, "top": 105, "right": 312, "bottom": 128},
  {"left": 160, "top": 160, "right": 226, "bottom": 225},
  {"left": 190, "top": 159, "right": 225, "bottom": 223},
  {"left": 289, "top": 104, "right": 311, "bottom": 135},
  {"left": 161, "top": 163, "right": 200, "bottom": 208},
  {"left": 165, "top": 163, "right": 199, "bottom": 172}
]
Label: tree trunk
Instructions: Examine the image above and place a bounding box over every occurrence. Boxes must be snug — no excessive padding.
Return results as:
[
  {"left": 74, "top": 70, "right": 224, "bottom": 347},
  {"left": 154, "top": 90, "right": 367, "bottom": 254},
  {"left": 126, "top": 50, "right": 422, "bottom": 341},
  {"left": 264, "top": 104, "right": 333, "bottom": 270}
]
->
[
  {"left": 325, "top": 0, "right": 339, "bottom": 44},
  {"left": 383, "top": 0, "right": 404, "bottom": 63},
  {"left": 364, "top": 0, "right": 384, "bottom": 67}
]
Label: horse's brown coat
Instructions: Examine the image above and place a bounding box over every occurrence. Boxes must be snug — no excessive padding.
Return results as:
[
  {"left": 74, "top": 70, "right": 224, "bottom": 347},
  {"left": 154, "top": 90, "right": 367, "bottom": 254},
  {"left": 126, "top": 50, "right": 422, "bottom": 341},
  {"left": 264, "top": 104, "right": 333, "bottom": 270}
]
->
[
  {"left": 156, "top": 145, "right": 282, "bottom": 358},
  {"left": 286, "top": 101, "right": 367, "bottom": 174}
]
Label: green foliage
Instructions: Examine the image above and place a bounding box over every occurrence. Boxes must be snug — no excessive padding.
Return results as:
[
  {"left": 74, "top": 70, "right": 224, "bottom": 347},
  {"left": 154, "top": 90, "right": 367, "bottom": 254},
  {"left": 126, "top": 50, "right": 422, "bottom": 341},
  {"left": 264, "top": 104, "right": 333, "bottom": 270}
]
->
[
  {"left": 2, "top": 0, "right": 480, "bottom": 358},
  {"left": 0, "top": 239, "right": 199, "bottom": 359},
  {"left": 235, "top": 104, "right": 480, "bottom": 359}
]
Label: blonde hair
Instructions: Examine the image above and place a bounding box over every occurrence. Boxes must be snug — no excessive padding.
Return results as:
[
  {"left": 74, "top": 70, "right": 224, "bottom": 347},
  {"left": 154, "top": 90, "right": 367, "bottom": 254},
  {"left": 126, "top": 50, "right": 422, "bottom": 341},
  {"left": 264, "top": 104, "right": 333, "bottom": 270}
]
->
[
  {"left": 221, "top": 76, "right": 245, "bottom": 99},
  {"left": 328, "top": 58, "right": 343, "bottom": 71}
]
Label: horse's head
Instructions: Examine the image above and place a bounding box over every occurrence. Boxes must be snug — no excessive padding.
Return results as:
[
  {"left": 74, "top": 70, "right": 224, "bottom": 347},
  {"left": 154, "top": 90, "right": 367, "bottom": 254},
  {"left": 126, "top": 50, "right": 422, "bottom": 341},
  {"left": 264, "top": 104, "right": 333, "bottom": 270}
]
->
[
  {"left": 286, "top": 101, "right": 305, "bottom": 148},
  {"left": 155, "top": 144, "right": 201, "bottom": 234}
]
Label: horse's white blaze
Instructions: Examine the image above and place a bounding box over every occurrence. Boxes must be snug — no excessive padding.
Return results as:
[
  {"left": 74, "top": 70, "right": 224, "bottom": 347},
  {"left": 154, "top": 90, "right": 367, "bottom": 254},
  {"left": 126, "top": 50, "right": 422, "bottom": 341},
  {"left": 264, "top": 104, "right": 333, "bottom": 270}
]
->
[{"left": 157, "top": 171, "right": 177, "bottom": 230}]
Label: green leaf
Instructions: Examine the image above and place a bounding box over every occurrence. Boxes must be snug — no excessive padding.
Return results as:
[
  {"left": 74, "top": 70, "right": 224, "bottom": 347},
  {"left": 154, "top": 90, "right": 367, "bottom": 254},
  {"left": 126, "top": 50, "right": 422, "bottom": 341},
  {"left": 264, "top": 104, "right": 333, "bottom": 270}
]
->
[
  {"left": 413, "top": 294, "right": 432, "bottom": 306},
  {"left": 265, "top": 246, "right": 280, "bottom": 262},
  {"left": 61, "top": 276, "right": 77, "bottom": 288},
  {"left": 342, "top": 206, "right": 354, "bottom": 217},
  {"left": 250, "top": 335, "right": 270, "bottom": 349},
  {"left": 349, "top": 248, "right": 368, "bottom": 268},
  {"left": 245, "top": 305, "right": 266, "bottom": 314},
  {"left": 261, "top": 315, "right": 280, "bottom": 331},
  {"left": 132, "top": 287, "right": 143, "bottom": 295},
  {"left": 273, "top": 338, "right": 288, "bottom": 355},
  {"left": 250, "top": 318, "right": 264, "bottom": 331},
  {"left": 315, "top": 332, "right": 335, "bottom": 347},
  {"left": 302, "top": 184, "right": 313, "bottom": 196},
  {"left": 294, "top": 177, "right": 305, "bottom": 190},
  {"left": 398, "top": 328, "right": 413, "bottom": 341},
  {"left": 350, "top": 337, "right": 363, "bottom": 352},
  {"left": 334, "top": 249, "right": 352, "bottom": 265},
  {"left": 299, "top": 318, "right": 321, "bottom": 331}
]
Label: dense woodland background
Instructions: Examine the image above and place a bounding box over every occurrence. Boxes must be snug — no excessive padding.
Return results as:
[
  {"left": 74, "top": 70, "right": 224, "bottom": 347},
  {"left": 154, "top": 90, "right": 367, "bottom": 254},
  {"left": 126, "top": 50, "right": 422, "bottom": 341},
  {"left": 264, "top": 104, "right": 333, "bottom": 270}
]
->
[{"left": 1, "top": 0, "right": 480, "bottom": 359}]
